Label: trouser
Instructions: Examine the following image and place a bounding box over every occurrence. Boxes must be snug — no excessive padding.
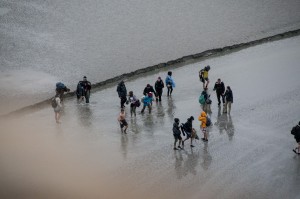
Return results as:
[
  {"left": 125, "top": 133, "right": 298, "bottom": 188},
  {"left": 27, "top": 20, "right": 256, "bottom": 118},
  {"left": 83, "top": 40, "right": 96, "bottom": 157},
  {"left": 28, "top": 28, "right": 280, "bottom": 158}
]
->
[
  {"left": 130, "top": 105, "right": 136, "bottom": 116},
  {"left": 167, "top": 85, "right": 173, "bottom": 96},
  {"left": 203, "top": 103, "right": 211, "bottom": 113},
  {"left": 216, "top": 92, "right": 224, "bottom": 104},
  {"left": 224, "top": 101, "right": 232, "bottom": 113},
  {"left": 141, "top": 104, "right": 152, "bottom": 113},
  {"left": 156, "top": 90, "right": 162, "bottom": 101},
  {"left": 120, "top": 96, "right": 127, "bottom": 108},
  {"left": 85, "top": 91, "right": 90, "bottom": 103}
]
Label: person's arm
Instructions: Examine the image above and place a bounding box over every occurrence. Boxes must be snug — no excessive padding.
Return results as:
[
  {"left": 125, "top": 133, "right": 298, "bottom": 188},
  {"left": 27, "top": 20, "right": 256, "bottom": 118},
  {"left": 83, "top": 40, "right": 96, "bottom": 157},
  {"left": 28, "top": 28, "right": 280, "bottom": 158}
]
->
[{"left": 213, "top": 83, "right": 216, "bottom": 91}]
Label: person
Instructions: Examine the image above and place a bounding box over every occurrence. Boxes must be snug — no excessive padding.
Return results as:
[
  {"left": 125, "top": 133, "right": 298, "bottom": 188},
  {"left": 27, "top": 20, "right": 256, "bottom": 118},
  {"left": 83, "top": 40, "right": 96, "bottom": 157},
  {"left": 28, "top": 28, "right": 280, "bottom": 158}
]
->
[
  {"left": 118, "top": 108, "right": 128, "bottom": 133},
  {"left": 116, "top": 80, "right": 127, "bottom": 108},
  {"left": 291, "top": 122, "right": 300, "bottom": 154},
  {"left": 199, "top": 65, "right": 210, "bottom": 89},
  {"left": 143, "top": 84, "right": 156, "bottom": 103},
  {"left": 52, "top": 93, "right": 63, "bottom": 124},
  {"left": 198, "top": 111, "right": 208, "bottom": 142},
  {"left": 76, "top": 76, "right": 92, "bottom": 103},
  {"left": 155, "top": 77, "right": 164, "bottom": 102},
  {"left": 223, "top": 86, "right": 233, "bottom": 114},
  {"left": 165, "top": 71, "right": 176, "bottom": 96},
  {"left": 213, "top": 78, "right": 225, "bottom": 106},
  {"left": 173, "top": 118, "right": 183, "bottom": 150},
  {"left": 181, "top": 116, "right": 195, "bottom": 147},
  {"left": 55, "top": 82, "right": 70, "bottom": 102},
  {"left": 141, "top": 92, "right": 153, "bottom": 113},
  {"left": 128, "top": 91, "right": 139, "bottom": 117}
]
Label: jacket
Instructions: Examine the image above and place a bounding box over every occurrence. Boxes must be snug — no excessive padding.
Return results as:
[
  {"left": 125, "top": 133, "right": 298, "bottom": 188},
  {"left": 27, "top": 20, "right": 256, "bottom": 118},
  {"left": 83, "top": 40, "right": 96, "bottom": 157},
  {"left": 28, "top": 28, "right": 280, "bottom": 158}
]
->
[
  {"left": 165, "top": 75, "right": 176, "bottom": 88},
  {"left": 155, "top": 80, "right": 164, "bottom": 92},
  {"left": 213, "top": 82, "right": 225, "bottom": 94},
  {"left": 143, "top": 85, "right": 156, "bottom": 96},
  {"left": 117, "top": 82, "right": 127, "bottom": 97},
  {"left": 198, "top": 111, "right": 207, "bottom": 128},
  {"left": 173, "top": 122, "right": 181, "bottom": 136},
  {"left": 224, "top": 89, "right": 233, "bottom": 102}
]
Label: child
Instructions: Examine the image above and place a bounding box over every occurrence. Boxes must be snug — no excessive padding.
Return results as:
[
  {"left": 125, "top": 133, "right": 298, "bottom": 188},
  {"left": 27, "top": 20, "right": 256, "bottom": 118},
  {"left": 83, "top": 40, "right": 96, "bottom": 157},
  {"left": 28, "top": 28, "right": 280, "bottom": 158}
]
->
[
  {"left": 141, "top": 93, "right": 153, "bottom": 113},
  {"left": 118, "top": 108, "right": 128, "bottom": 133}
]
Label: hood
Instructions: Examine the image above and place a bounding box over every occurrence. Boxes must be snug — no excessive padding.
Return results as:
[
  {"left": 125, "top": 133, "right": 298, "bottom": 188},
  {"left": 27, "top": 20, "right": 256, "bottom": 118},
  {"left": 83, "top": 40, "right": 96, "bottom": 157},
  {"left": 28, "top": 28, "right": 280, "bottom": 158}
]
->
[{"left": 201, "top": 111, "right": 207, "bottom": 117}]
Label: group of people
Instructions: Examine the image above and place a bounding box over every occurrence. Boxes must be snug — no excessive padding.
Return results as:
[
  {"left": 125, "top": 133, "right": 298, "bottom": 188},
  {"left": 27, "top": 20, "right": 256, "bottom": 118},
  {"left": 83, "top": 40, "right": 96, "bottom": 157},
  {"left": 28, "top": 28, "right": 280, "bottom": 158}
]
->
[
  {"left": 117, "top": 71, "right": 176, "bottom": 133},
  {"left": 52, "top": 76, "right": 92, "bottom": 123},
  {"left": 172, "top": 65, "right": 235, "bottom": 150}
]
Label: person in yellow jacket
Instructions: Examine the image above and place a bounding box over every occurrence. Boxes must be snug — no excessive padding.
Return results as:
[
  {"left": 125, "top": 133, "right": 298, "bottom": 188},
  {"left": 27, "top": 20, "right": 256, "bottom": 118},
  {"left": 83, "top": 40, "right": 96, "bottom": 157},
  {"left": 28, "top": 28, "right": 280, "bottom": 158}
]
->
[
  {"left": 199, "top": 65, "right": 210, "bottom": 89},
  {"left": 198, "top": 111, "right": 208, "bottom": 142}
]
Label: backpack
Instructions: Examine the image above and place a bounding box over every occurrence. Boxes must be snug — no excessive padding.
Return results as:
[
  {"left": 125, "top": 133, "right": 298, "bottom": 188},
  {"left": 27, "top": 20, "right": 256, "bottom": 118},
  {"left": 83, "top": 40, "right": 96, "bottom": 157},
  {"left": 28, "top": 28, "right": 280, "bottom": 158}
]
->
[
  {"left": 206, "top": 116, "right": 211, "bottom": 127},
  {"left": 199, "top": 94, "right": 205, "bottom": 105},
  {"left": 51, "top": 97, "right": 57, "bottom": 108},
  {"left": 56, "top": 82, "right": 65, "bottom": 90}
]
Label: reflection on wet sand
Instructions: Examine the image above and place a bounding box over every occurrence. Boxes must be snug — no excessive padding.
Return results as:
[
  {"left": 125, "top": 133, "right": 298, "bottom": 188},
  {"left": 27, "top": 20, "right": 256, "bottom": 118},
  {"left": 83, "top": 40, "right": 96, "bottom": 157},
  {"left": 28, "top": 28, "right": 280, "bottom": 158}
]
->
[
  {"left": 215, "top": 106, "right": 235, "bottom": 140},
  {"left": 167, "top": 96, "right": 176, "bottom": 122},
  {"left": 75, "top": 103, "right": 94, "bottom": 127},
  {"left": 174, "top": 148, "right": 200, "bottom": 179}
]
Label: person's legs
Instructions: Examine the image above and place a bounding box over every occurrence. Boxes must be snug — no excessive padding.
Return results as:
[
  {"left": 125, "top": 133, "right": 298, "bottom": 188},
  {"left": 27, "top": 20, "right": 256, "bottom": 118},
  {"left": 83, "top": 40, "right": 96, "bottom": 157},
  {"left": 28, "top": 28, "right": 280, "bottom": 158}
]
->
[
  {"left": 174, "top": 137, "right": 178, "bottom": 150},
  {"left": 228, "top": 102, "right": 232, "bottom": 114},
  {"left": 158, "top": 92, "right": 162, "bottom": 101},
  {"left": 141, "top": 105, "right": 146, "bottom": 113},
  {"left": 170, "top": 87, "right": 173, "bottom": 95},
  {"left": 217, "top": 92, "right": 221, "bottom": 105},
  {"left": 132, "top": 106, "right": 136, "bottom": 116},
  {"left": 167, "top": 87, "right": 170, "bottom": 96},
  {"left": 121, "top": 96, "right": 127, "bottom": 108},
  {"left": 178, "top": 137, "right": 182, "bottom": 148},
  {"left": 148, "top": 104, "right": 152, "bottom": 113},
  {"left": 85, "top": 92, "right": 90, "bottom": 103},
  {"left": 130, "top": 106, "right": 133, "bottom": 117},
  {"left": 223, "top": 101, "right": 228, "bottom": 113}
]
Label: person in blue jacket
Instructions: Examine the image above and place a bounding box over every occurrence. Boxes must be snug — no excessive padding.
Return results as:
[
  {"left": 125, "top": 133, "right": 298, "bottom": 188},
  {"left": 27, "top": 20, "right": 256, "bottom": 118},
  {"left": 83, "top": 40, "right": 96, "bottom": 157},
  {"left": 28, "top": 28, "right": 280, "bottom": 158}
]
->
[
  {"left": 165, "top": 71, "right": 176, "bottom": 96},
  {"left": 141, "top": 92, "right": 153, "bottom": 113}
]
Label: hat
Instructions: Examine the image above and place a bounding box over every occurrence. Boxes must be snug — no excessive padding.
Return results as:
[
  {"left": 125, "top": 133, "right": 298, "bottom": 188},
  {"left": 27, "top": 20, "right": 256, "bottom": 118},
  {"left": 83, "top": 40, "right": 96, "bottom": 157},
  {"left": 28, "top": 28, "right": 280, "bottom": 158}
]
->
[
  {"left": 83, "top": 76, "right": 87, "bottom": 80},
  {"left": 147, "top": 84, "right": 150, "bottom": 87}
]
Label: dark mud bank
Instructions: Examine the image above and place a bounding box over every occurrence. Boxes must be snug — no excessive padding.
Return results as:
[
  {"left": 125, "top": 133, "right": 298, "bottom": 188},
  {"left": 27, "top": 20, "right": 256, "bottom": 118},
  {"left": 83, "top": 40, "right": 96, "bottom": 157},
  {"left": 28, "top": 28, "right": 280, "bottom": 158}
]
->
[{"left": 4, "top": 28, "right": 300, "bottom": 117}]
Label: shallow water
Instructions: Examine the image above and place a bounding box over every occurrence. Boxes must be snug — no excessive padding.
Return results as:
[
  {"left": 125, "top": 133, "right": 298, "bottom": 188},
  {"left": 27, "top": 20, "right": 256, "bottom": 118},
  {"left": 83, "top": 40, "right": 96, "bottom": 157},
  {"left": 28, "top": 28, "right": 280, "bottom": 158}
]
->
[
  {"left": 1, "top": 0, "right": 300, "bottom": 114},
  {"left": 1, "top": 36, "right": 300, "bottom": 199}
]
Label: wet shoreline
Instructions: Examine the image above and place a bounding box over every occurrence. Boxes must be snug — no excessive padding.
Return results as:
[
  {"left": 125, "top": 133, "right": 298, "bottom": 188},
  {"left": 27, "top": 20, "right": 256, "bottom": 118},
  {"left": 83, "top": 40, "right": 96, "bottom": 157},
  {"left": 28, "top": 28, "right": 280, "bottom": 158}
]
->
[{"left": 2, "top": 28, "right": 300, "bottom": 118}]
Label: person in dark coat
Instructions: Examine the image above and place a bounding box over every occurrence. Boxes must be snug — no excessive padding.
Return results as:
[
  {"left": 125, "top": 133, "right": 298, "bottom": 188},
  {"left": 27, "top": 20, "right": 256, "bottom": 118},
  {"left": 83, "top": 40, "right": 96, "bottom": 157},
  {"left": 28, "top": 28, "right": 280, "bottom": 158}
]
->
[
  {"left": 223, "top": 86, "right": 233, "bottom": 114},
  {"left": 76, "top": 76, "right": 92, "bottom": 103},
  {"left": 143, "top": 84, "right": 156, "bottom": 96},
  {"left": 155, "top": 77, "right": 164, "bottom": 102},
  {"left": 173, "top": 118, "right": 183, "bottom": 150},
  {"left": 213, "top": 78, "right": 225, "bottom": 106},
  {"left": 291, "top": 121, "right": 300, "bottom": 154},
  {"left": 181, "top": 116, "right": 196, "bottom": 148},
  {"left": 117, "top": 80, "right": 127, "bottom": 108}
]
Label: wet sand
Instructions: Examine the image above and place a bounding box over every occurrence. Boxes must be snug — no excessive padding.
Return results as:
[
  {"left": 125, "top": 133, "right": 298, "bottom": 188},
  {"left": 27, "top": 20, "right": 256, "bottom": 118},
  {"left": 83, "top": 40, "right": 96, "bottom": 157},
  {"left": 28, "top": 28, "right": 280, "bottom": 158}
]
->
[{"left": 1, "top": 36, "right": 300, "bottom": 198}]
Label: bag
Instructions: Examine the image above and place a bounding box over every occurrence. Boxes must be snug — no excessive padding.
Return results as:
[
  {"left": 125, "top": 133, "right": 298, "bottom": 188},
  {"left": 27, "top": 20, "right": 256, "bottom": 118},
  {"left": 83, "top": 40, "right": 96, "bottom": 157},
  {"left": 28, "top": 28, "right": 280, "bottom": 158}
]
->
[
  {"left": 206, "top": 117, "right": 211, "bottom": 127},
  {"left": 199, "top": 94, "right": 205, "bottom": 105},
  {"left": 206, "top": 98, "right": 212, "bottom": 104},
  {"left": 135, "top": 100, "right": 141, "bottom": 107},
  {"left": 51, "top": 97, "right": 57, "bottom": 108},
  {"left": 56, "top": 82, "right": 65, "bottom": 90}
]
